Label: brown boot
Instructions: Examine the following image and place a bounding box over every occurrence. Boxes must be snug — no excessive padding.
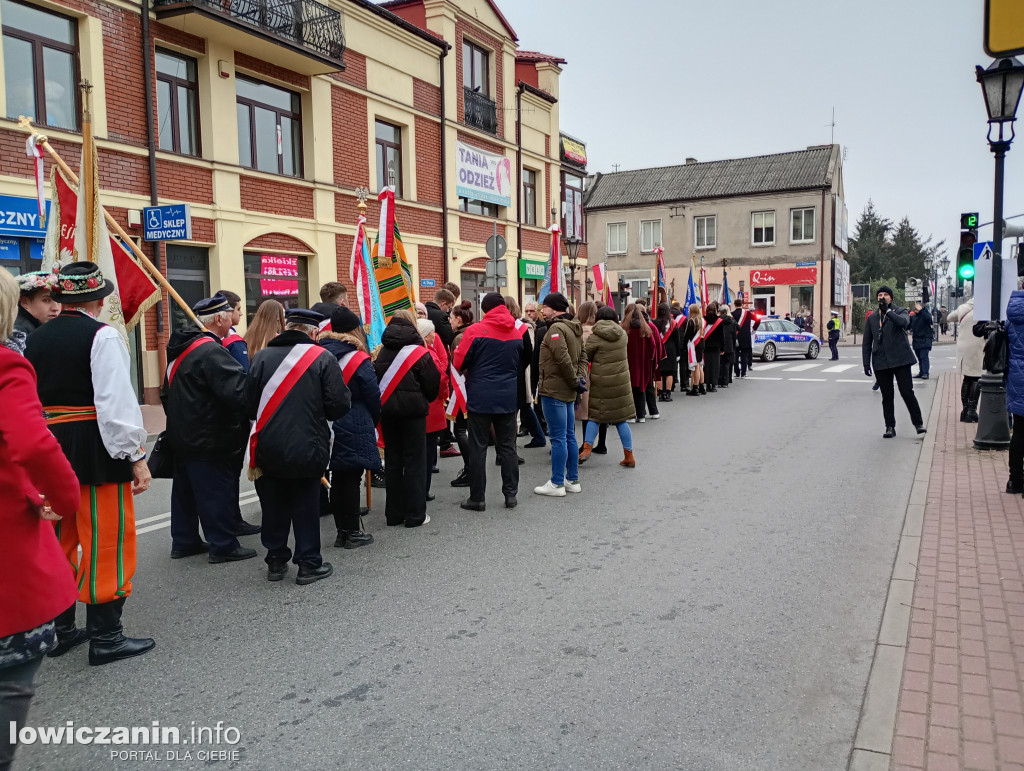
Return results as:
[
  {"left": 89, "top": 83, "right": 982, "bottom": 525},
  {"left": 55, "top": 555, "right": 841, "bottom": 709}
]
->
[
  {"left": 578, "top": 442, "right": 593, "bottom": 463},
  {"left": 619, "top": 450, "right": 635, "bottom": 468}
]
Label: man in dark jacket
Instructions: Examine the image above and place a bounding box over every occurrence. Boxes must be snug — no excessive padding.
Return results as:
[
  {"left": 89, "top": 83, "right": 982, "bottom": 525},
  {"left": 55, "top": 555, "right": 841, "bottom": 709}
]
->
[
  {"left": 453, "top": 293, "right": 523, "bottom": 511},
  {"left": 702, "top": 302, "right": 725, "bottom": 393},
  {"left": 910, "top": 302, "right": 934, "bottom": 379},
  {"left": 732, "top": 299, "right": 759, "bottom": 378},
  {"left": 246, "top": 309, "right": 350, "bottom": 584},
  {"left": 718, "top": 306, "right": 737, "bottom": 387},
  {"left": 525, "top": 302, "right": 547, "bottom": 430},
  {"left": 426, "top": 288, "right": 456, "bottom": 349},
  {"left": 373, "top": 315, "right": 441, "bottom": 527},
  {"left": 862, "top": 286, "right": 925, "bottom": 438},
  {"left": 163, "top": 296, "right": 257, "bottom": 563}
]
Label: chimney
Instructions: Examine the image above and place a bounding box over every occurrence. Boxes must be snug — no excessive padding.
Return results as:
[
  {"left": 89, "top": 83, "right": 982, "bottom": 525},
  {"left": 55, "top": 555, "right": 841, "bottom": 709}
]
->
[{"left": 685, "top": 157, "right": 698, "bottom": 164}]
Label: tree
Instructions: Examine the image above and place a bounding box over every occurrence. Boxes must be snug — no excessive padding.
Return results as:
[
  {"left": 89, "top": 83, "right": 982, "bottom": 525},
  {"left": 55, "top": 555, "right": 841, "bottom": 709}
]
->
[
  {"left": 849, "top": 201, "right": 892, "bottom": 283},
  {"left": 890, "top": 218, "right": 948, "bottom": 288}
]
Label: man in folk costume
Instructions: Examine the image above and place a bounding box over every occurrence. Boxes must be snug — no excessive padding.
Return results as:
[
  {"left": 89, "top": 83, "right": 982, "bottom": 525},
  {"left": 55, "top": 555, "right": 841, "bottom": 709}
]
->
[
  {"left": 162, "top": 296, "right": 259, "bottom": 564},
  {"left": 245, "top": 309, "right": 350, "bottom": 584},
  {"left": 24, "top": 262, "right": 155, "bottom": 665}
]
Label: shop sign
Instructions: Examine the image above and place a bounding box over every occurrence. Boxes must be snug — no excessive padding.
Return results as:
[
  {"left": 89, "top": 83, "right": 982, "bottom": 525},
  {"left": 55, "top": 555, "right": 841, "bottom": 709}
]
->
[
  {"left": 143, "top": 203, "right": 192, "bottom": 241},
  {"left": 456, "top": 141, "right": 512, "bottom": 208},
  {"left": 560, "top": 134, "right": 587, "bottom": 169},
  {"left": 519, "top": 259, "right": 547, "bottom": 279},
  {"left": 0, "top": 194, "right": 49, "bottom": 238},
  {"left": 750, "top": 267, "right": 818, "bottom": 286},
  {"left": 259, "top": 255, "right": 299, "bottom": 297}
]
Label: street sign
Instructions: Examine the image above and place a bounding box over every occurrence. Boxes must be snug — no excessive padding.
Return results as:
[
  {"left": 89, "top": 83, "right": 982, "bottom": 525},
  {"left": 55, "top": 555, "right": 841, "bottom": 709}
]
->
[
  {"left": 985, "top": 0, "right": 1024, "bottom": 57},
  {"left": 485, "top": 234, "right": 507, "bottom": 260},
  {"left": 420, "top": 278, "right": 436, "bottom": 288},
  {"left": 143, "top": 204, "right": 192, "bottom": 241},
  {"left": 974, "top": 241, "right": 995, "bottom": 262},
  {"left": 795, "top": 260, "right": 816, "bottom": 267}
]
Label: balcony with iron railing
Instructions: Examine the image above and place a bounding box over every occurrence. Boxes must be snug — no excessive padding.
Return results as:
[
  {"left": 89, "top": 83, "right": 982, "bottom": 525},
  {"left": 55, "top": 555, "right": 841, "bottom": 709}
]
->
[
  {"left": 154, "top": 0, "right": 345, "bottom": 75},
  {"left": 463, "top": 87, "right": 497, "bottom": 135}
]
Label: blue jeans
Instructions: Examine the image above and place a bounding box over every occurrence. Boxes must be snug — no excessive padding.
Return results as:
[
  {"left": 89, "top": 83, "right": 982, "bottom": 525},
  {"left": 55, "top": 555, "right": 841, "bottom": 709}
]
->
[
  {"left": 914, "top": 348, "right": 930, "bottom": 376},
  {"left": 541, "top": 396, "right": 578, "bottom": 485},
  {"left": 584, "top": 420, "right": 632, "bottom": 451}
]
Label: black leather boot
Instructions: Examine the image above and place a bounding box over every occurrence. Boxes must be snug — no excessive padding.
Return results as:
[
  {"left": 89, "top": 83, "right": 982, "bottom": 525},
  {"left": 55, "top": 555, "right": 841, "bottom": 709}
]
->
[
  {"left": 966, "top": 381, "right": 980, "bottom": 423},
  {"left": 335, "top": 530, "right": 374, "bottom": 549},
  {"left": 87, "top": 598, "right": 155, "bottom": 666},
  {"left": 47, "top": 603, "right": 89, "bottom": 658},
  {"left": 960, "top": 379, "right": 971, "bottom": 422}
]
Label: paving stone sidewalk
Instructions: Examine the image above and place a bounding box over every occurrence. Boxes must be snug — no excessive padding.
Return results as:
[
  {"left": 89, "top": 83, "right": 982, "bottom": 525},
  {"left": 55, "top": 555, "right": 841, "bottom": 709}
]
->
[{"left": 890, "top": 373, "right": 1024, "bottom": 770}]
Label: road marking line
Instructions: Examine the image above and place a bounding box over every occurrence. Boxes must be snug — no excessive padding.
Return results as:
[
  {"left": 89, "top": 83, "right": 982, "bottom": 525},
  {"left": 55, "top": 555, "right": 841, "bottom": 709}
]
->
[
  {"left": 821, "top": 364, "right": 856, "bottom": 373},
  {"left": 782, "top": 363, "right": 822, "bottom": 372},
  {"left": 135, "top": 512, "right": 171, "bottom": 526},
  {"left": 751, "top": 362, "right": 787, "bottom": 370},
  {"left": 746, "top": 376, "right": 783, "bottom": 380},
  {"left": 136, "top": 493, "right": 260, "bottom": 535},
  {"left": 836, "top": 379, "right": 873, "bottom": 383},
  {"left": 789, "top": 378, "right": 826, "bottom": 382}
]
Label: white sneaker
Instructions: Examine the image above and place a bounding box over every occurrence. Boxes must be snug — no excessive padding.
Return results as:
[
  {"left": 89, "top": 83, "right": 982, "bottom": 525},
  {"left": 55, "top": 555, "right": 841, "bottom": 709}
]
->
[
  {"left": 534, "top": 479, "right": 566, "bottom": 497},
  {"left": 638, "top": 417, "right": 646, "bottom": 423},
  {"left": 629, "top": 418, "right": 637, "bottom": 423},
  {"left": 564, "top": 479, "right": 582, "bottom": 494},
  {"left": 650, "top": 413, "right": 660, "bottom": 420},
  {"left": 423, "top": 514, "right": 431, "bottom": 525}
]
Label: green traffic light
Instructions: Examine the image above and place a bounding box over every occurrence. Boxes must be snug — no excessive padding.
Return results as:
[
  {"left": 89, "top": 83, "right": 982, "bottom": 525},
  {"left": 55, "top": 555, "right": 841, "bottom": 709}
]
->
[{"left": 959, "top": 262, "right": 975, "bottom": 280}]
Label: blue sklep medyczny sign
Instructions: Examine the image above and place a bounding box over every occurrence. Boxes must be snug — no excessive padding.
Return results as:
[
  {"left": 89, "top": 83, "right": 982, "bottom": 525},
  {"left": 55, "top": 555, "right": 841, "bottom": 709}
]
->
[
  {"left": 0, "top": 194, "right": 50, "bottom": 238},
  {"left": 143, "top": 204, "right": 192, "bottom": 241}
]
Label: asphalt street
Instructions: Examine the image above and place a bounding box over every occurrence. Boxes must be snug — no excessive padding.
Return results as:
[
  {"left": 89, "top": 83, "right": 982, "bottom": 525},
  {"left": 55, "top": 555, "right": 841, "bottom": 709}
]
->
[{"left": 18, "top": 345, "right": 956, "bottom": 770}]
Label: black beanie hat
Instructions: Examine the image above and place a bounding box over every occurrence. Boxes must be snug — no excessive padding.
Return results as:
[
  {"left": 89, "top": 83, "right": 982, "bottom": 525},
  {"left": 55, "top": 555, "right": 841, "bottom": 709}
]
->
[
  {"left": 542, "top": 292, "right": 569, "bottom": 313},
  {"left": 876, "top": 285, "right": 895, "bottom": 299},
  {"left": 331, "top": 305, "right": 361, "bottom": 333},
  {"left": 481, "top": 292, "right": 505, "bottom": 313}
]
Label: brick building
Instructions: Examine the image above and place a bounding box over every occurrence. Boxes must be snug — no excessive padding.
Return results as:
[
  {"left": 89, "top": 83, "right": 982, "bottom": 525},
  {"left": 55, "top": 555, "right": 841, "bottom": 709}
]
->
[{"left": 0, "top": 0, "right": 587, "bottom": 402}]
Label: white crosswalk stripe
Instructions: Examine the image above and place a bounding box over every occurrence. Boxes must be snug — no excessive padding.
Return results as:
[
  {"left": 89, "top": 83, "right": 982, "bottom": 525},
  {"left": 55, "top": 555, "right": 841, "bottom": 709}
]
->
[
  {"left": 750, "top": 362, "right": 788, "bottom": 370},
  {"left": 821, "top": 364, "right": 856, "bottom": 373},
  {"left": 136, "top": 492, "right": 261, "bottom": 536},
  {"left": 781, "top": 362, "right": 823, "bottom": 372}
]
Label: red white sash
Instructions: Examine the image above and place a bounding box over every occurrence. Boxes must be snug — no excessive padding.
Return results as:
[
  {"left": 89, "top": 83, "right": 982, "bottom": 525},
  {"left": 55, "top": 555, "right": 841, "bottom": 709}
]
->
[
  {"left": 318, "top": 319, "right": 332, "bottom": 333},
  {"left": 514, "top": 319, "right": 526, "bottom": 332},
  {"left": 674, "top": 314, "right": 687, "bottom": 329},
  {"left": 687, "top": 339, "right": 699, "bottom": 371},
  {"left": 379, "top": 344, "right": 427, "bottom": 405},
  {"left": 736, "top": 309, "right": 748, "bottom": 329},
  {"left": 659, "top": 321, "right": 675, "bottom": 346},
  {"left": 445, "top": 362, "right": 468, "bottom": 419},
  {"left": 701, "top": 317, "right": 723, "bottom": 340},
  {"left": 248, "top": 344, "right": 324, "bottom": 473},
  {"left": 223, "top": 332, "right": 245, "bottom": 348},
  {"left": 165, "top": 336, "right": 215, "bottom": 385},
  {"left": 338, "top": 349, "right": 370, "bottom": 385}
]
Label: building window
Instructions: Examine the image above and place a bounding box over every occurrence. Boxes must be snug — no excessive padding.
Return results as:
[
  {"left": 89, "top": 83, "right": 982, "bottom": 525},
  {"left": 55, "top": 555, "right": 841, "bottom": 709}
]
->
[
  {"left": 694, "top": 215, "right": 716, "bottom": 249},
  {"left": 563, "top": 173, "right": 584, "bottom": 239},
  {"left": 462, "top": 40, "right": 489, "bottom": 96},
  {"left": 522, "top": 168, "right": 537, "bottom": 226},
  {"left": 374, "top": 120, "right": 402, "bottom": 197},
  {"left": 459, "top": 197, "right": 498, "bottom": 217},
  {"left": 236, "top": 76, "right": 302, "bottom": 177},
  {"left": 640, "top": 219, "right": 661, "bottom": 253},
  {"left": 2, "top": 0, "right": 78, "bottom": 130},
  {"left": 752, "top": 211, "right": 775, "bottom": 245},
  {"left": 243, "top": 252, "right": 308, "bottom": 320},
  {"left": 791, "top": 207, "right": 815, "bottom": 243},
  {"left": 156, "top": 48, "right": 199, "bottom": 156},
  {"left": 606, "top": 222, "right": 627, "bottom": 254}
]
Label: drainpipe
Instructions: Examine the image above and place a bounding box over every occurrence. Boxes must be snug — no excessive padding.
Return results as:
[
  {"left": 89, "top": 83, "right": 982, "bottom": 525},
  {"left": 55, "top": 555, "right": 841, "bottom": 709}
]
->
[
  {"left": 141, "top": 0, "right": 166, "bottom": 393},
  {"left": 820, "top": 186, "right": 827, "bottom": 339},
  {"left": 439, "top": 46, "right": 449, "bottom": 283},
  {"left": 516, "top": 83, "right": 524, "bottom": 299}
]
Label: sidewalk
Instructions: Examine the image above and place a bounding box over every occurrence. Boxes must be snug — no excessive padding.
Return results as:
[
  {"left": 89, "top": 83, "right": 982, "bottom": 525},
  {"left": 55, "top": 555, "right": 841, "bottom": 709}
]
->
[
  {"left": 141, "top": 403, "right": 165, "bottom": 438},
  {"left": 853, "top": 372, "right": 1024, "bottom": 770}
]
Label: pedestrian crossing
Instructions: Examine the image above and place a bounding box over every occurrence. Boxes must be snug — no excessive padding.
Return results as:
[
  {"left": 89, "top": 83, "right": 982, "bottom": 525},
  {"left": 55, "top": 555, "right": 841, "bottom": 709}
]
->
[
  {"left": 739, "top": 355, "right": 953, "bottom": 385},
  {"left": 135, "top": 490, "right": 260, "bottom": 536}
]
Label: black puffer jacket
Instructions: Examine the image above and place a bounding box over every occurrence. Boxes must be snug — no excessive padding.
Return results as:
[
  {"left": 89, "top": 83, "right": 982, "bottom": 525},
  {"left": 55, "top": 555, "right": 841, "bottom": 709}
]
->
[
  {"left": 245, "top": 330, "right": 350, "bottom": 478},
  {"left": 373, "top": 318, "right": 441, "bottom": 420},
  {"left": 162, "top": 329, "right": 249, "bottom": 460},
  {"left": 719, "top": 313, "right": 738, "bottom": 356},
  {"left": 426, "top": 301, "right": 455, "bottom": 350},
  {"left": 703, "top": 310, "right": 724, "bottom": 351}
]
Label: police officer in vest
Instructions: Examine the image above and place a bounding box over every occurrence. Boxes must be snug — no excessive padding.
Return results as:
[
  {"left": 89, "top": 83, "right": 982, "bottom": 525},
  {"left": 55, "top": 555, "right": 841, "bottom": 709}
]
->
[
  {"left": 245, "top": 309, "right": 350, "bottom": 584},
  {"left": 163, "top": 296, "right": 259, "bottom": 563},
  {"left": 827, "top": 310, "right": 841, "bottom": 360}
]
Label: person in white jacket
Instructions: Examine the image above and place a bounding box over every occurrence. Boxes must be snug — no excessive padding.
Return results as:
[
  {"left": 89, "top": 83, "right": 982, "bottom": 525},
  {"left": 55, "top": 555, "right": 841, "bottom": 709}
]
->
[{"left": 945, "top": 297, "right": 985, "bottom": 422}]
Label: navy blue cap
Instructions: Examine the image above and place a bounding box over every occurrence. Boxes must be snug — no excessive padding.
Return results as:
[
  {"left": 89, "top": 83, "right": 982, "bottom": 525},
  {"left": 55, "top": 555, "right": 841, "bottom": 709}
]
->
[
  {"left": 285, "top": 308, "right": 325, "bottom": 325},
  {"left": 192, "top": 294, "right": 231, "bottom": 315}
]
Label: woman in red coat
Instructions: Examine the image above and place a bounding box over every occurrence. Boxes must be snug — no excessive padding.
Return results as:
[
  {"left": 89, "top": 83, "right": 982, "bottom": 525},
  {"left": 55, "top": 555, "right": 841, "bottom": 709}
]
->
[
  {"left": 623, "top": 303, "right": 661, "bottom": 422},
  {"left": 420, "top": 319, "right": 450, "bottom": 503},
  {"left": 0, "top": 269, "right": 80, "bottom": 769}
]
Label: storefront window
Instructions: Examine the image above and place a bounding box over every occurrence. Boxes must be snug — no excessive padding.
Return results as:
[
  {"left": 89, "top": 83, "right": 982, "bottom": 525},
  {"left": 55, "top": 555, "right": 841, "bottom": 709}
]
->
[
  {"left": 753, "top": 287, "right": 775, "bottom": 316},
  {"left": 790, "top": 286, "right": 814, "bottom": 318},
  {"left": 243, "top": 252, "right": 308, "bottom": 321}
]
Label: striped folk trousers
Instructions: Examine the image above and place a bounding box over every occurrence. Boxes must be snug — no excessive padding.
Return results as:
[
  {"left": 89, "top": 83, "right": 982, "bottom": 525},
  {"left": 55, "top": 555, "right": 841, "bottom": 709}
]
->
[{"left": 53, "top": 483, "right": 136, "bottom": 605}]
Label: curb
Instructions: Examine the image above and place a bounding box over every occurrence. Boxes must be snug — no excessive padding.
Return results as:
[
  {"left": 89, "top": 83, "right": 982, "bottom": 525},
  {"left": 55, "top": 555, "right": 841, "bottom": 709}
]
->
[{"left": 847, "top": 371, "right": 945, "bottom": 771}]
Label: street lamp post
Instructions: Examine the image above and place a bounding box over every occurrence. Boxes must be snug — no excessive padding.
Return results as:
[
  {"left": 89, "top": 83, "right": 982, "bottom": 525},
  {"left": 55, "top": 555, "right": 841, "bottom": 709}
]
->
[
  {"left": 938, "top": 256, "right": 950, "bottom": 341},
  {"left": 563, "top": 235, "right": 582, "bottom": 307},
  {"left": 974, "top": 56, "right": 1024, "bottom": 450}
]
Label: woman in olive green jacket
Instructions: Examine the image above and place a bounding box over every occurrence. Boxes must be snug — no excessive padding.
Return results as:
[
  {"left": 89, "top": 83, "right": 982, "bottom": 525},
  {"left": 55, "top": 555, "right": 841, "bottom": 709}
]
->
[{"left": 579, "top": 306, "right": 636, "bottom": 467}]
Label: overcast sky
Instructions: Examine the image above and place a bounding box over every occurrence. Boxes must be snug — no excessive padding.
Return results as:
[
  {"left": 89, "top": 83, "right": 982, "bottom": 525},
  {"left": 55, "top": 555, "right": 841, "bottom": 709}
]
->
[{"left": 500, "top": 0, "right": 1023, "bottom": 273}]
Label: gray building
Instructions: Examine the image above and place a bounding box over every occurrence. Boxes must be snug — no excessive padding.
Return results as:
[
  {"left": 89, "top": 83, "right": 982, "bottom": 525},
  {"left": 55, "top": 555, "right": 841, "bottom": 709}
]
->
[{"left": 583, "top": 144, "right": 850, "bottom": 338}]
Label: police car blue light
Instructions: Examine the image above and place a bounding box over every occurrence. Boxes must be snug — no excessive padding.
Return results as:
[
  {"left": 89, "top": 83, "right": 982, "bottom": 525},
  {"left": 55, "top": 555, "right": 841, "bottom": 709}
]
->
[{"left": 751, "top": 317, "right": 822, "bottom": 361}]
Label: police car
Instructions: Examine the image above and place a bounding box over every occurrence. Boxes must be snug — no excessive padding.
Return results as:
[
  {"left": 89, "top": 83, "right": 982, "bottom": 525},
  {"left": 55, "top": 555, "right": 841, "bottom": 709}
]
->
[{"left": 752, "top": 316, "right": 822, "bottom": 361}]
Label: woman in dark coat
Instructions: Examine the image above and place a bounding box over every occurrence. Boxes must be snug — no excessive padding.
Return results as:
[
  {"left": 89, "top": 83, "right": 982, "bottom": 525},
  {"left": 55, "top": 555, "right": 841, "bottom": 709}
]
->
[
  {"left": 718, "top": 305, "right": 737, "bottom": 388},
  {"left": 320, "top": 306, "right": 381, "bottom": 549},
  {"left": 654, "top": 302, "right": 679, "bottom": 401},
  {"left": 580, "top": 306, "right": 637, "bottom": 467},
  {"left": 373, "top": 313, "right": 441, "bottom": 528},
  {"left": 702, "top": 301, "right": 725, "bottom": 393},
  {"left": 623, "top": 303, "right": 659, "bottom": 422},
  {"left": 680, "top": 303, "right": 706, "bottom": 395},
  {"left": 449, "top": 301, "right": 475, "bottom": 488}
]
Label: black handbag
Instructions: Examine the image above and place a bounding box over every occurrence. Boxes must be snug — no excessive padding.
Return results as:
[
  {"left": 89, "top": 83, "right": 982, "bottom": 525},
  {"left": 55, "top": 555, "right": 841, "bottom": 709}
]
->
[{"left": 147, "top": 431, "right": 174, "bottom": 479}]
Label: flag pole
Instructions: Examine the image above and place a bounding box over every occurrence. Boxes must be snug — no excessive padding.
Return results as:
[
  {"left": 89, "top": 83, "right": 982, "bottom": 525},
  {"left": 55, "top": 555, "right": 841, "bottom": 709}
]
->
[{"left": 17, "top": 116, "right": 204, "bottom": 330}]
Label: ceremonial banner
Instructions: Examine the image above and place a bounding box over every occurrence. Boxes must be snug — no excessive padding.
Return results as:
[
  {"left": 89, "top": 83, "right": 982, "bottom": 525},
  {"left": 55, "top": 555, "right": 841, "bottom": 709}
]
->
[
  {"left": 349, "top": 212, "right": 386, "bottom": 349},
  {"left": 684, "top": 257, "right": 698, "bottom": 309},
  {"left": 538, "top": 223, "right": 561, "bottom": 302},
  {"left": 371, "top": 218, "right": 415, "bottom": 321},
  {"left": 720, "top": 270, "right": 732, "bottom": 305}
]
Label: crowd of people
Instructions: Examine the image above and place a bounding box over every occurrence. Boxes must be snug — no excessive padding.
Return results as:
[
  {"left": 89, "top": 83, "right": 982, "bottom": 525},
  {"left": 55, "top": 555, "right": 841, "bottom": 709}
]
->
[{"left": 0, "top": 259, "right": 776, "bottom": 766}]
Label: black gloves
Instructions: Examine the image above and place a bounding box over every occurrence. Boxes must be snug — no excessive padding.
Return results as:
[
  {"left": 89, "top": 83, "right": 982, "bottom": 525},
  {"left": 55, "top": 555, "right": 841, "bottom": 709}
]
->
[
  {"left": 575, "top": 377, "right": 589, "bottom": 395},
  {"left": 865, "top": 367, "right": 872, "bottom": 377},
  {"left": 877, "top": 300, "right": 889, "bottom": 314}
]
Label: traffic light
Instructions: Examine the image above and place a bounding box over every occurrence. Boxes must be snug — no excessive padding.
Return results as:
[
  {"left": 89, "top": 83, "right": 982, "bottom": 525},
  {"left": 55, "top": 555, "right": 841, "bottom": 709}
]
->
[{"left": 958, "top": 213, "right": 979, "bottom": 281}]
